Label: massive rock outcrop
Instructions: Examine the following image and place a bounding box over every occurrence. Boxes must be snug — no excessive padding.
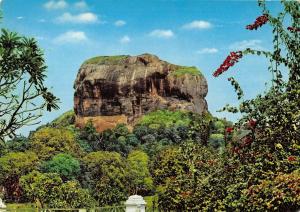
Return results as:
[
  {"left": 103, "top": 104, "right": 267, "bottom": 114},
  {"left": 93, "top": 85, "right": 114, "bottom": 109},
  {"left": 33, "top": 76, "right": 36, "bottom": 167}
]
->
[{"left": 74, "top": 53, "right": 208, "bottom": 132}]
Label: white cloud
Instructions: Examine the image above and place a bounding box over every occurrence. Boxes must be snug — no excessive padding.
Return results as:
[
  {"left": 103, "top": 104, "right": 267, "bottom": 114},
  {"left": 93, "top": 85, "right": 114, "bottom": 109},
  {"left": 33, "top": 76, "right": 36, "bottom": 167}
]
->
[
  {"left": 120, "top": 35, "right": 131, "bottom": 44},
  {"left": 56, "top": 12, "right": 98, "bottom": 24},
  {"left": 114, "top": 20, "right": 126, "bottom": 27},
  {"left": 44, "top": 0, "right": 68, "bottom": 10},
  {"left": 229, "top": 39, "right": 264, "bottom": 50},
  {"left": 149, "top": 29, "right": 174, "bottom": 38},
  {"left": 196, "top": 48, "right": 218, "bottom": 54},
  {"left": 54, "top": 31, "right": 88, "bottom": 44},
  {"left": 17, "top": 16, "right": 24, "bottom": 20},
  {"left": 182, "top": 20, "right": 212, "bottom": 30},
  {"left": 38, "top": 19, "right": 46, "bottom": 23},
  {"left": 74, "top": 1, "right": 88, "bottom": 9}
]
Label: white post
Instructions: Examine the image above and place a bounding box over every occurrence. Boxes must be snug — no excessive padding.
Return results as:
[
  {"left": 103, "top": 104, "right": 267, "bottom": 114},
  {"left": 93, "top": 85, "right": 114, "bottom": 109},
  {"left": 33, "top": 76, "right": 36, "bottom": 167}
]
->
[
  {"left": 125, "top": 195, "right": 146, "bottom": 212},
  {"left": 0, "top": 198, "right": 6, "bottom": 212}
]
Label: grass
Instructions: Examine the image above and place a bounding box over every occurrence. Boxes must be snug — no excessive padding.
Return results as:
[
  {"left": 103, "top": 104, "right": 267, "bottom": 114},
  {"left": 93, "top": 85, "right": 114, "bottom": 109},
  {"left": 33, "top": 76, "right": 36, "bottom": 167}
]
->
[
  {"left": 50, "top": 110, "right": 75, "bottom": 128},
  {"left": 6, "top": 203, "right": 36, "bottom": 211},
  {"left": 171, "top": 66, "right": 202, "bottom": 77},
  {"left": 138, "top": 109, "right": 191, "bottom": 128},
  {"left": 83, "top": 55, "right": 129, "bottom": 65}
]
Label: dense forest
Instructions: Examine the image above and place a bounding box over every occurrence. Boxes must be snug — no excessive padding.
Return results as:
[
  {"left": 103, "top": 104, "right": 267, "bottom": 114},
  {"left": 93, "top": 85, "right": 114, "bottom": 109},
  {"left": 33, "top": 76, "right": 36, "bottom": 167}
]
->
[
  {"left": 0, "top": 0, "right": 299, "bottom": 211},
  {"left": 0, "top": 109, "right": 233, "bottom": 209}
]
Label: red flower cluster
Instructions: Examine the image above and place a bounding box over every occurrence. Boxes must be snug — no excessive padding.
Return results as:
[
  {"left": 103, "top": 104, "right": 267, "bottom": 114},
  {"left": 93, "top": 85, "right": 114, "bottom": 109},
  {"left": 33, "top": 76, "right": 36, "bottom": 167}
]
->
[
  {"left": 213, "top": 51, "right": 243, "bottom": 77},
  {"left": 242, "top": 136, "right": 253, "bottom": 147},
  {"left": 232, "top": 147, "right": 240, "bottom": 154},
  {"left": 248, "top": 119, "right": 257, "bottom": 128},
  {"left": 288, "top": 156, "right": 297, "bottom": 162},
  {"left": 226, "top": 127, "right": 234, "bottom": 133},
  {"left": 287, "top": 27, "right": 300, "bottom": 32},
  {"left": 246, "top": 14, "right": 269, "bottom": 30}
]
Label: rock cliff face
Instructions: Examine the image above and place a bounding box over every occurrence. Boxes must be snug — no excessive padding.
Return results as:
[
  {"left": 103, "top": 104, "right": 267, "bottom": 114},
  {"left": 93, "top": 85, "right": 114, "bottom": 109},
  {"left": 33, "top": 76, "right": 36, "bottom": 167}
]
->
[{"left": 74, "top": 53, "right": 208, "bottom": 132}]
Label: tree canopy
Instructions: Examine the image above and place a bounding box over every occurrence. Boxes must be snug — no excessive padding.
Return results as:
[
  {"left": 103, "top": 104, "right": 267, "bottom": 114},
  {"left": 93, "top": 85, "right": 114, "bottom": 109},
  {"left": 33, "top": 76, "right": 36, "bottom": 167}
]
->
[{"left": 0, "top": 29, "right": 59, "bottom": 141}]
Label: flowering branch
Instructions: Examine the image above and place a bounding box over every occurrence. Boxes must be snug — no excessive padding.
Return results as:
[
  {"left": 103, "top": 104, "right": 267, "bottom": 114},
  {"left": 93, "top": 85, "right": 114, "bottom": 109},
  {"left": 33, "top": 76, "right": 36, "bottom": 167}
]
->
[
  {"left": 213, "top": 51, "right": 243, "bottom": 77},
  {"left": 246, "top": 14, "right": 269, "bottom": 30}
]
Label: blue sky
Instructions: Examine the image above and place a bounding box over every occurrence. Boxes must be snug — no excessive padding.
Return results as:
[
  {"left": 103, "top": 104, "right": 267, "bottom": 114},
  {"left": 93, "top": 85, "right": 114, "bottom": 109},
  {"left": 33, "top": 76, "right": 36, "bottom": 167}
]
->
[{"left": 2, "top": 0, "right": 283, "bottom": 135}]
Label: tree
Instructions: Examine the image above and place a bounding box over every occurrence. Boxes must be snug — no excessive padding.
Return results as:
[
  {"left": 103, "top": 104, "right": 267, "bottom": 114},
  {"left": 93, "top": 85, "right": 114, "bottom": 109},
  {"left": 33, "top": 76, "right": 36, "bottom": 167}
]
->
[
  {"left": 52, "top": 180, "right": 96, "bottom": 208},
  {"left": 126, "top": 150, "right": 153, "bottom": 195},
  {"left": 29, "top": 127, "right": 82, "bottom": 159},
  {"left": 0, "top": 29, "right": 59, "bottom": 141},
  {"left": 20, "top": 171, "right": 62, "bottom": 208},
  {"left": 5, "top": 136, "right": 30, "bottom": 153},
  {"left": 41, "top": 153, "right": 81, "bottom": 181},
  {"left": 152, "top": 142, "right": 222, "bottom": 210},
  {"left": 214, "top": 0, "right": 300, "bottom": 150},
  {"left": 20, "top": 171, "right": 96, "bottom": 208},
  {"left": 203, "top": 0, "right": 300, "bottom": 210},
  {"left": 81, "top": 151, "right": 127, "bottom": 206},
  {"left": 0, "top": 151, "right": 38, "bottom": 201}
]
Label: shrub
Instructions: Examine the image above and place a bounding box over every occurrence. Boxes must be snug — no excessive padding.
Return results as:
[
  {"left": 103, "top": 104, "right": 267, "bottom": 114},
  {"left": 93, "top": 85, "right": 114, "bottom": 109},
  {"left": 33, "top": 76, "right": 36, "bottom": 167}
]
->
[{"left": 20, "top": 171, "right": 96, "bottom": 208}]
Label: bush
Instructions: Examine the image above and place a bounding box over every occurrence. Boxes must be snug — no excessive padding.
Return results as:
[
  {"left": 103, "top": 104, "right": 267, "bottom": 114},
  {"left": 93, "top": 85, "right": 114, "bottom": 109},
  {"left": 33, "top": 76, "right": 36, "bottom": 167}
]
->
[
  {"left": 41, "top": 153, "right": 81, "bottom": 181},
  {"left": 20, "top": 171, "right": 96, "bottom": 208},
  {"left": 244, "top": 170, "right": 300, "bottom": 211}
]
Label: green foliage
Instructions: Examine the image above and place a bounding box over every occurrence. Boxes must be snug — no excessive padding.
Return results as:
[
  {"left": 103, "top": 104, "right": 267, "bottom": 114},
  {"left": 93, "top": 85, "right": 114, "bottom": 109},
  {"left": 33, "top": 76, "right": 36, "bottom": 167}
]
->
[
  {"left": 82, "top": 151, "right": 127, "bottom": 206},
  {"left": 218, "top": 0, "right": 300, "bottom": 149},
  {"left": 29, "top": 127, "right": 82, "bottom": 160},
  {"left": 6, "top": 203, "right": 37, "bottom": 212},
  {"left": 41, "top": 153, "right": 80, "bottom": 181},
  {"left": 20, "top": 171, "right": 96, "bottom": 208},
  {"left": 138, "top": 110, "right": 191, "bottom": 128},
  {"left": 171, "top": 66, "right": 202, "bottom": 77},
  {"left": 243, "top": 170, "right": 300, "bottom": 211},
  {"left": 20, "top": 171, "right": 62, "bottom": 208},
  {"left": 77, "top": 110, "right": 212, "bottom": 158},
  {"left": 49, "top": 110, "right": 75, "bottom": 128},
  {"left": 209, "top": 133, "right": 224, "bottom": 148},
  {"left": 126, "top": 150, "right": 153, "bottom": 195},
  {"left": 201, "top": 1, "right": 300, "bottom": 211},
  {"left": 4, "top": 136, "right": 30, "bottom": 153},
  {"left": 0, "top": 151, "right": 38, "bottom": 201},
  {"left": 0, "top": 29, "right": 59, "bottom": 141},
  {"left": 152, "top": 142, "right": 222, "bottom": 210},
  {"left": 50, "top": 180, "right": 96, "bottom": 208},
  {"left": 97, "top": 124, "right": 138, "bottom": 156},
  {"left": 0, "top": 151, "right": 38, "bottom": 181},
  {"left": 83, "top": 55, "right": 129, "bottom": 65}
]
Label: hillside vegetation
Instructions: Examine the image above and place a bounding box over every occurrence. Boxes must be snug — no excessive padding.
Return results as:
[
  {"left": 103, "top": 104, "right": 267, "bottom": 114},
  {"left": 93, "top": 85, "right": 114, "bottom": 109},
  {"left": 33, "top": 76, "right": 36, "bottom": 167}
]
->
[
  {"left": 0, "top": 0, "right": 299, "bottom": 211},
  {"left": 0, "top": 109, "right": 231, "bottom": 208}
]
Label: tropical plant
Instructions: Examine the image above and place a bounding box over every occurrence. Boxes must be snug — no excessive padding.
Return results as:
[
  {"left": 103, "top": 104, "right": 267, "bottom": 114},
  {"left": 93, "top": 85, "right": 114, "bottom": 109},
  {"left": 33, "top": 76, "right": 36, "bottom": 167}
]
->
[{"left": 0, "top": 29, "right": 59, "bottom": 141}]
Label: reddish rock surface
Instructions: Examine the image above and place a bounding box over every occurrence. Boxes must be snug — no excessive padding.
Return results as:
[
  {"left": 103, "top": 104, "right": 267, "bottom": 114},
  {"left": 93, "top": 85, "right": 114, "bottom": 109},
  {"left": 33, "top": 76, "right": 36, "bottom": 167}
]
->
[{"left": 74, "top": 53, "right": 208, "bottom": 131}]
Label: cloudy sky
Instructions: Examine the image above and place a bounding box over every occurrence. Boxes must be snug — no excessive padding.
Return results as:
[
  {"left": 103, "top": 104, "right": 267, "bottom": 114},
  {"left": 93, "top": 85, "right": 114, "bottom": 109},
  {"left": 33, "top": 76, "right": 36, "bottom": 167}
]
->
[{"left": 2, "top": 0, "right": 283, "bottom": 135}]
